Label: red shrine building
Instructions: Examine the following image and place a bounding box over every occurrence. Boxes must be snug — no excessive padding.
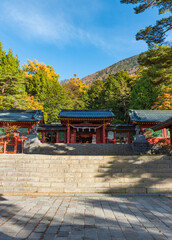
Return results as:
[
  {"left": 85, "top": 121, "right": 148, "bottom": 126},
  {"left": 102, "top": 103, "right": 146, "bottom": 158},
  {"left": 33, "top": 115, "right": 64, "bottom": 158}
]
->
[
  {"left": 0, "top": 109, "right": 172, "bottom": 153},
  {"left": 0, "top": 109, "right": 43, "bottom": 153},
  {"left": 129, "top": 110, "right": 172, "bottom": 145},
  {"left": 38, "top": 109, "right": 172, "bottom": 145},
  {"left": 39, "top": 109, "right": 115, "bottom": 144},
  {"left": 152, "top": 116, "right": 172, "bottom": 150}
]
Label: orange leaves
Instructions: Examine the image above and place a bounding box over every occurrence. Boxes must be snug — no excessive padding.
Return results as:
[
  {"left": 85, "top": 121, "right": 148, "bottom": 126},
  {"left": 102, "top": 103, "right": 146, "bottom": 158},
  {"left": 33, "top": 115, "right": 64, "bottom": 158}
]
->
[
  {"left": 152, "top": 88, "right": 172, "bottom": 110},
  {"left": 23, "top": 59, "right": 60, "bottom": 81}
]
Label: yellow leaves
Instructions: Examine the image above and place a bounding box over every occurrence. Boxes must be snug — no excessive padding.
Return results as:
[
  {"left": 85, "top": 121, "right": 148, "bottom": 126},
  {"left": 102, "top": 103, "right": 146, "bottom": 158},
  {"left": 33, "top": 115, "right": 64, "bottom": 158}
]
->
[
  {"left": 23, "top": 59, "right": 60, "bottom": 81},
  {"left": 24, "top": 72, "right": 32, "bottom": 78},
  {"left": 68, "top": 74, "right": 88, "bottom": 94},
  {"left": 152, "top": 88, "right": 172, "bottom": 110},
  {"left": 22, "top": 95, "right": 43, "bottom": 110}
]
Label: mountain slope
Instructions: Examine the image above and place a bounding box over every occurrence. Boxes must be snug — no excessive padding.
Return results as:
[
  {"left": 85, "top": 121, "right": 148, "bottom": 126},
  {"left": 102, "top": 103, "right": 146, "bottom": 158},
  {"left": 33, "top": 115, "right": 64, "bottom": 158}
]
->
[{"left": 82, "top": 54, "right": 139, "bottom": 85}]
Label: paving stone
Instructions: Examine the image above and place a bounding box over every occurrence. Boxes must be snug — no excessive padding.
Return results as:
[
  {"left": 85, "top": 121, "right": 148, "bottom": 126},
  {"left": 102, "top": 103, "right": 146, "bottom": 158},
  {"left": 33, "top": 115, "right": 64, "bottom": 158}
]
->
[{"left": 0, "top": 195, "right": 172, "bottom": 239}]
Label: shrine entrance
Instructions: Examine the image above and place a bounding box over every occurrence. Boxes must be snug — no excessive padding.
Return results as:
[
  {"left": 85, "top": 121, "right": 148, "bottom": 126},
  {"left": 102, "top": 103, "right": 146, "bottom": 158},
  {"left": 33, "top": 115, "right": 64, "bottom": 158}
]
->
[{"left": 76, "top": 129, "right": 96, "bottom": 143}]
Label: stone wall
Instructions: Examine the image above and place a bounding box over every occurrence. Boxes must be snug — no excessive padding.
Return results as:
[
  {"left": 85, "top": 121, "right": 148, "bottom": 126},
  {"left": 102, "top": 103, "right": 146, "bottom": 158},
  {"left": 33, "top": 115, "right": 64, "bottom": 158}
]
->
[{"left": 0, "top": 154, "right": 172, "bottom": 196}]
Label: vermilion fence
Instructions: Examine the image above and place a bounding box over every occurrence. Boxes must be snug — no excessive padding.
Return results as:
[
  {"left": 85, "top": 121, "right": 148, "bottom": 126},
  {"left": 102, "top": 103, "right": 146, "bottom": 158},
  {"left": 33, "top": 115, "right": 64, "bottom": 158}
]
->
[
  {"left": 0, "top": 136, "right": 27, "bottom": 154},
  {"left": 146, "top": 137, "right": 170, "bottom": 145}
]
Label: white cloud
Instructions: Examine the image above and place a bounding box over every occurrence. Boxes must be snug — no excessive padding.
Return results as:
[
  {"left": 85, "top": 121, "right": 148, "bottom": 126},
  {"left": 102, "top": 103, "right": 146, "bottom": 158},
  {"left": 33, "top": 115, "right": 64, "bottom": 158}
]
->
[
  {"left": 0, "top": 0, "right": 108, "bottom": 49},
  {"left": 0, "top": 0, "right": 146, "bottom": 56}
]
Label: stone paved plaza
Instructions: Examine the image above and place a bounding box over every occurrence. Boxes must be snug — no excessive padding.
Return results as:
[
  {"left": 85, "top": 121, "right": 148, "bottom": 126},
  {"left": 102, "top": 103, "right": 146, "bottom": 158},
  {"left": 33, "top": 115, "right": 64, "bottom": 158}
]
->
[{"left": 0, "top": 196, "right": 172, "bottom": 239}]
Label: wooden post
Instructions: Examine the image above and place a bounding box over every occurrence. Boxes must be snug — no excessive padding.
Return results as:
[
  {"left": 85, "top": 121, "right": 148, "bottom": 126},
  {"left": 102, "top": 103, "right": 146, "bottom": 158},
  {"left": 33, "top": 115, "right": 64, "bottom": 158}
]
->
[
  {"left": 64, "top": 131, "right": 67, "bottom": 143},
  {"left": 73, "top": 128, "right": 76, "bottom": 143},
  {"left": 42, "top": 132, "right": 45, "bottom": 143},
  {"left": 128, "top": 132, "right": 131, "bottom": 144},
  {"left": 14, "top": 137, "right": 17, "bottom": 153},
  {"left": 102, "top": 124, "right": 105, "bottom": 144},
  {"left": 162, "top": 128, "right": 167, "bottom": 138},
  {"left": 114, "top": 131, "right": 116, "bottom": 143},
  {"left": 28, "top": 127, "right": 31, "bottom": 134},
  {"left": 170, "top": 126, "right": 172, "bottom": 150},
  {"left": 3, "top": 140, "right": 6, "bottom": 154},
  {"left": 50, "top": 132, "right": 53, "bottom": 143},
  {"left": 56, "top": 131, "right": 59, "bottom": 143},
  {"left": 67, "top": 123, "right": 70, "bottom": 144}
]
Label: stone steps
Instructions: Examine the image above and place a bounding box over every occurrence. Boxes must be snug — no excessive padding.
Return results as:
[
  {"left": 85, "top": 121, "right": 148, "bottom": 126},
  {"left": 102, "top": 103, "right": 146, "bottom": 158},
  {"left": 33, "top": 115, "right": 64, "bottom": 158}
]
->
[
  {"left": 0, "top": 154, "right": 172, "bottom": 195},
  {"left": 40, "top": 143, "right": 134, "bottom": 155}
]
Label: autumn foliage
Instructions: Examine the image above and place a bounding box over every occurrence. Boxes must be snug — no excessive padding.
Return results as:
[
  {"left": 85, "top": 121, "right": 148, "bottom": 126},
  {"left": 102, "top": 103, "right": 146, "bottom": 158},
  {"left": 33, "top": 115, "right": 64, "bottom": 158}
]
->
[
  {"left": 152, "top": 88, "right": 172, "bottom": 110},
  {"left": 23, "top": 59, "right": 59, "bottom": 81}
]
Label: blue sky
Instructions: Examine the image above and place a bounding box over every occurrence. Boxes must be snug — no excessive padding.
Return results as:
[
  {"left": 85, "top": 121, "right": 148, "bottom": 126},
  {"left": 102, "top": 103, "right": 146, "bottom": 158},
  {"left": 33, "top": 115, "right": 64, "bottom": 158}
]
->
[{"left": 0, "top": 0, "right": 170, "bottom": 80}]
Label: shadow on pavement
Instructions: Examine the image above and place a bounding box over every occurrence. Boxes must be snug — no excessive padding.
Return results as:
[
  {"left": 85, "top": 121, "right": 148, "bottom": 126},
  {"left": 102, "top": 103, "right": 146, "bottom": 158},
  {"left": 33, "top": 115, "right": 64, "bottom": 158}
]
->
[{"left": 0, "top": 195, "right": 171, "bottom": 239}]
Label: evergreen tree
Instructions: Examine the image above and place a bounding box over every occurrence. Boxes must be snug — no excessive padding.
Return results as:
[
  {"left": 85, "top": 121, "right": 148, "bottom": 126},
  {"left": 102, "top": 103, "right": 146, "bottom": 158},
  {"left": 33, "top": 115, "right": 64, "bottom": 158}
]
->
[
  {"left": 103, "top": 71, "right": 132, "bottom": 123},
  {"left": 129, "top": 71, "right": 159, "bottom": 109},
  {"left": 87, "top": 79, "right": 105, "bottom": 109},
  {"left": 120, "top": 0, "right": 172, "bottom": 46},
  {"left": 138, "top": 45, "right": 172, "bottom": 86},
  {"left": 0, "top": 43, "right": 41, "bottom": 110}
]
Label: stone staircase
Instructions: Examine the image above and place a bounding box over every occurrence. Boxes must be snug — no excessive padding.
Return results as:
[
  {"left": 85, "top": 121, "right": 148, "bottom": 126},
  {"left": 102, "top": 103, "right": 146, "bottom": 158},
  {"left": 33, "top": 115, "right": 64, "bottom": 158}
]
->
[
  {"left": 40, "top": 143, "right": 134, "bottom": 155},
  {"left": 0, "top": 154, "right": 172, "bottom": 196}
]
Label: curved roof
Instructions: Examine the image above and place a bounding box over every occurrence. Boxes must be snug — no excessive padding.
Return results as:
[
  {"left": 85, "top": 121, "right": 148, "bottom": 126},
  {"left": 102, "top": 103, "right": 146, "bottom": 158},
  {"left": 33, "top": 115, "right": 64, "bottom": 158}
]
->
[
  {"left": 59, "top": 109, "right": 115, "bottom": 119},
  {"left": 152, "top": 116, "right": 172, "bottom": 131},
  {"left": 0, "top": 110, "right": 43, "bottom": 122},
  {"left": 129, "top": 110, "right": 172, "bottom": 123}
]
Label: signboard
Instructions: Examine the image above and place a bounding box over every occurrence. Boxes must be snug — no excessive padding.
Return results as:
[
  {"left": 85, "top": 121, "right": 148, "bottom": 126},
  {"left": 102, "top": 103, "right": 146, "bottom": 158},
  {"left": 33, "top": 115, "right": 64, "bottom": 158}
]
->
[
  {"left": 108, "top": 131, "right": 114, "bottom": 140},
  {"left": 92, "top": 134, "right": 96, "bottom": 144}
]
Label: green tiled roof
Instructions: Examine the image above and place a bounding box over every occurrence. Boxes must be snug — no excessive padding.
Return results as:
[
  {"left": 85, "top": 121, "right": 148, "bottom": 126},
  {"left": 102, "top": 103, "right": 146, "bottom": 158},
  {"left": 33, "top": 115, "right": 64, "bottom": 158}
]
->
[
  {"left": 38, "top": 124, "right": 67, "bottom": 130},
  {"left": 0, "top": 110, "right": 43, "bottom": 122},
  {"left": 152, "top": 116, "right": 172, "bottom": 131},
  {"left": 129, "top": 110, "right": 172, "bottom": 123},
  {"left": 59, "top": 109, "right": 115, "bottom": 118},
  {"left": 106, "top": 124, "right": 135, "bottom": 131}
]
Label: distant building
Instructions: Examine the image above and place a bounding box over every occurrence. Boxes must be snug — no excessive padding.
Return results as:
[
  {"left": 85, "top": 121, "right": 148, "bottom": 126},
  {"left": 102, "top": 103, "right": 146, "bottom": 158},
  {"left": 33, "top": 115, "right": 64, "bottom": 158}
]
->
[
  {"left": 0, "top": 109, "right": 43, "bottom": 153},
  {"left": 129, "top": 109, "right": 172, "bottom": 145},
  {"left": 38, "top": 109, "right": 135, "bottom": 144},
  {"left": 152, "top": 116, "right": 172, "bottom": 150}
]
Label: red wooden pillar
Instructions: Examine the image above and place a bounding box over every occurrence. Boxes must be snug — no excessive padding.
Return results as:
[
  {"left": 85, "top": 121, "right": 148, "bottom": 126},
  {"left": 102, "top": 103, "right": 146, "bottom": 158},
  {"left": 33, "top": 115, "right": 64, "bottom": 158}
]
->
[
  {"left": 42, "top": 132, "right": 45, "bottom": 143},
  {"left": 56, "top": 131, "right": 59, "bottom": 143},
  {"left": 64, "top": 131, "right": 67, "bottom": 143},
  {"left": 128, "top": 132, "right": 131, "bottom": 144},
  {"left": 67, "top": 124, "right": 70, "bottom": 144},
  {"left": 105, "top": 131, "right": 108, "bottom": 143},
  {"left": 170, "top": 126, "right": 172, "bottom": 150},
  {"left": 14, "top": 137, "right": 17, "bottom": 153},
  {"left": 113, "top": 131, "right": 116, "bottom": 143},
  {"left": 4, "top": 140, "right": 6, "bottom": 154},
  {"left": 102, "top": 124, "right": 105, "bottom": 144},
  {"left": 162, "top": 128, "right": 167, "bottom": 138},
  {"left": 73, "top": 128, "right": 76, "bottom": 143}
]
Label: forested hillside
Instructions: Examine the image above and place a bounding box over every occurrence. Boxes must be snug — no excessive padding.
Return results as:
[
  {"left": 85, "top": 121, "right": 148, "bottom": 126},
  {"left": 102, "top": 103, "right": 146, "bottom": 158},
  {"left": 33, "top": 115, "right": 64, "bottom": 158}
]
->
[
  {"left": 0, "top": 42, "right": 171, "bottom": 124},
  {"left": 81, "top": 55, "right": 139, "bottom": 85}
]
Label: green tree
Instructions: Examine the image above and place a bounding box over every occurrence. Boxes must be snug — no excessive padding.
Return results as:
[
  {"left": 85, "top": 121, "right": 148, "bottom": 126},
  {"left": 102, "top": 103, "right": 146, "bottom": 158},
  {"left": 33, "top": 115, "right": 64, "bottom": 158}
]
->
[
  {"left": 138, "top": 45, "right": 172, "bottom": 86},
  {"left": 121, "top": 0, "right": 172, "bottom": 46},
  {"left": 88, "top": 71, "right": 132, "bottom": 123},
  {"left": 0, "top": 43, "right": 41, "bottom": 110},
  {"left": 87, "top": 79, "right": 105, "bottom": 109},
  {"left": 24, "top": 59, "right": 71, "bottom": 123},
  {"left": 103, "top": 71, "right": 132, "bottom": 122},
  {"left": 129, "top": 71, "right": 159, "bottom": 109},
  {"left": 62, "top": 74, "right": 88, "bottom": 109}
]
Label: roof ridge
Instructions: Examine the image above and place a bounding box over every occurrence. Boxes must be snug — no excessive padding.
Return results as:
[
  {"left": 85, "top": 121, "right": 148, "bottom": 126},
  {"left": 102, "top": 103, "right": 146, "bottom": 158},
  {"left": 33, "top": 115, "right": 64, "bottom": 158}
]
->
[{"left": 60, "top": 109, "right": 113, "bottom": 112}]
